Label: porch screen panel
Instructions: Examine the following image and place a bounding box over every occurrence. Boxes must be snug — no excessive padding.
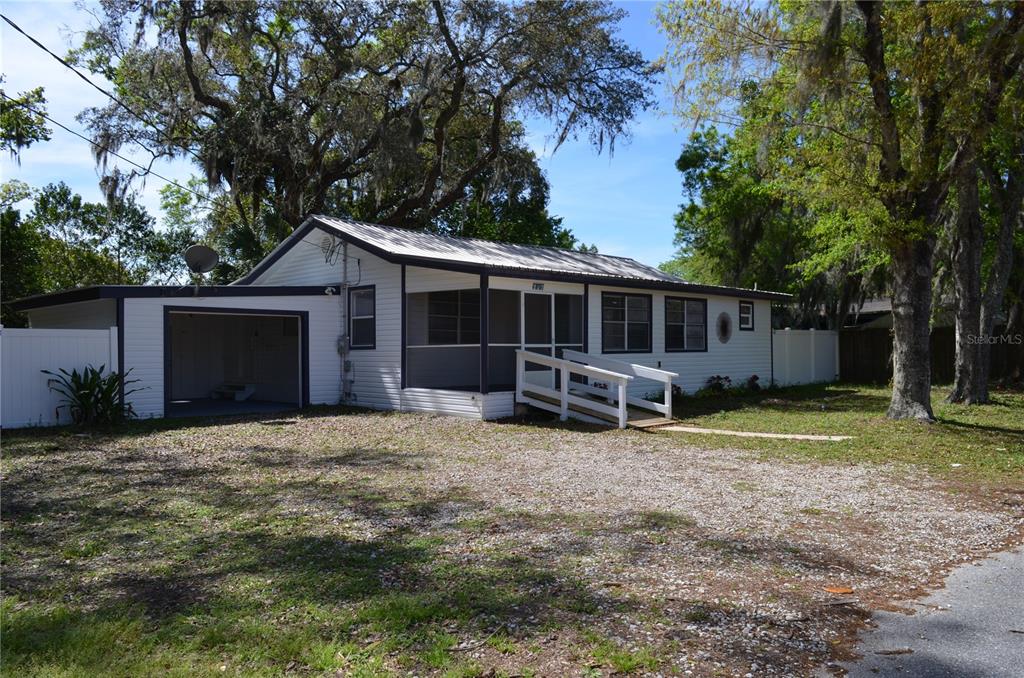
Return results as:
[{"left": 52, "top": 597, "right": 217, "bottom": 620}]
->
[
  {"left": 524, "top": 294, "right": 552, "bottom": 344},
  {"left": 405, "top": 288, "right": 482, "bottom": 389},
  {"left": 488, "top": 290, "right": 520, "bottom": 343},
  {"left": 487, "top": 289, "right": 521, "bottom": 390},
  {"left": 554, "top": 295, "right": 583, "bottom": 344},
  {"left": 406, "top": 347, "right": 480, "bottom": 389}
]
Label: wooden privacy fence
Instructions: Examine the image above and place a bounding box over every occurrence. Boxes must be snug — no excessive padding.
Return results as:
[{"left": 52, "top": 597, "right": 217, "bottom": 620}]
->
[
  {"left": 0, "top": 326, "right": 119, "bottom": 428},
  {"left": 839, "top": 326, "right": 1017, "bottom": 384}
]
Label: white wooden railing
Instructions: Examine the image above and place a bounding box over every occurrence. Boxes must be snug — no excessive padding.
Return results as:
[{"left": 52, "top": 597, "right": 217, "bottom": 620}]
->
[
  {"left": 515, "top": 350, "right": 633, "bottom": 428},
  {"left": 515, "top": 350, "right": 679, "bottom": 428},
  {"left": 561, "top": 350, "right": 678, "bottom": 418}
]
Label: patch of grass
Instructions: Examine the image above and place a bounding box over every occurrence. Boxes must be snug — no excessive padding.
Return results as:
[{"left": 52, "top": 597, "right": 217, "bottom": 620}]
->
[
  {"left": 634, "top": 509, "right": 694, "bottom": 530},
  {"left": 486, "top": 631, "right": 519, "bottom": 654},
  {"left": 588, "top": 637, "right": 660, "bottom": 674},
  {"left": 671, "top": 384, "right": 1024, "bottom": 480}
]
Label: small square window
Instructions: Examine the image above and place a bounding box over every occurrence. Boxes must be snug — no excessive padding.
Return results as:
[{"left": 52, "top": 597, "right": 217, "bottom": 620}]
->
[{"left": 738, "top": 301, "right": 754, "bottom": 331}]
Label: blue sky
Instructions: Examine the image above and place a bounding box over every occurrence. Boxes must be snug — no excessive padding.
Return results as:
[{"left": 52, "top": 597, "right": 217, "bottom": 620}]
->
[{"left": 1, "top": 1, "right": 687, "bottom": 268}]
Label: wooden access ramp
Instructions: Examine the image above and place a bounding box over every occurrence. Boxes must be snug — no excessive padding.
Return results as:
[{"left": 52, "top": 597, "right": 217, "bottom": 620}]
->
[
  {"left": 521, "top": 389, "right": 675, "bottom": 429},
  {"left": 515, "top": 350, "right": 679, "bottom": 429}
]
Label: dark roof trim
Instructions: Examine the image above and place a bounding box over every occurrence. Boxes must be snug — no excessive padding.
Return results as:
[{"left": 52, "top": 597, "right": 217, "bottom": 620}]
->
[
  {"left": 238, "top": 217, "right": 792, "bottom": 302},
  {"left": 11, "top": 284, "right": 339, "bottom": 311}
]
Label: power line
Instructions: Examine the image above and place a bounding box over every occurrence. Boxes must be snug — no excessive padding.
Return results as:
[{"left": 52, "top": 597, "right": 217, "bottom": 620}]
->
[
  {"left": 0, "top": 12, "right": 202, "bottom": 162},
  {"left": 2, "top": 91, "right": 210, "bottom": 202},
  {"left": 2, "top": 94, "right": 355, "bottom": 268}
]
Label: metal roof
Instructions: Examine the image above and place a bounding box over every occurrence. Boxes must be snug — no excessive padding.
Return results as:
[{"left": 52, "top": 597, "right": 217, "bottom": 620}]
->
[
  {"left": 302, "top": 215, "right": 791, "bottom": 301},
  {"left": 313, "top": 215, "right": 681, "bottom": 282}
]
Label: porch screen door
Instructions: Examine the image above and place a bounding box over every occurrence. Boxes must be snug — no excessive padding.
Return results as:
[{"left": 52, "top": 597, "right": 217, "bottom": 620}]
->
[{"left": 522, "top": 292, "right": 554, "bottom": 389}]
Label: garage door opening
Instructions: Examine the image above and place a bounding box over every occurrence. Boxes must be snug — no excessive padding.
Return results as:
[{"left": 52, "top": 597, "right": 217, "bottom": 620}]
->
[{"left": 165, "top": 309, "right": 307, "bottom": 418}]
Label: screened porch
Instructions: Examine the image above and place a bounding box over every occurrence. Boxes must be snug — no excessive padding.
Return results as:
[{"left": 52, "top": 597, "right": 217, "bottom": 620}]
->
[{"left": 404, "top": 286, "right": 585, "bottom": 393}]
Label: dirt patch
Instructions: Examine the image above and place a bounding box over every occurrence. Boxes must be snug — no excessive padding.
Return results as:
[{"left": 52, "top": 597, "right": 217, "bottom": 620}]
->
[{"left": 3, "top": 410, "right": 1021, "bottom": 676}]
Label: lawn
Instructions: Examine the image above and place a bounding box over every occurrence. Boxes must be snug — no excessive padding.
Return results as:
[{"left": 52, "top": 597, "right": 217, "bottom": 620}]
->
[
  {"left": 670, "top": 384, "right": 1024, "bottom": 481},
  {"left": 1, "top": 388, "right": 1021, "bottom": 676}
]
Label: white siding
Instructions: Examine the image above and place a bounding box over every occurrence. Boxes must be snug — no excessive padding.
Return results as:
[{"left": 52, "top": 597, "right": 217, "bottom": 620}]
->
[
  {"left": 406, "top": 266, "right": 479, "bottom": 293},
  {"left": 122, "top": 295, "right": 342, "bottom": 418},
  {"left": 26, "top": 299, "right": 117, "bottom": 329},
  {"left": 251, "top": 226, "right": 346, "bottom": 286},
  {"left": 399, "top": 387, "right": 482, "bottom": 418},
  {"left": 245, "top": 231, "right": 405, "bottom": 411},
  {"left": 489, "top": 276, "right": 584, "bottom": 295},
  {"left": 480, "top": 391, "right": 515, "bottom": 419},
  {"left": 588, "top": 286, "right": 772, "bottom": 395},
  {"left": 343, "top": 247, "right": 402, "bottom": 411},
  {"left": 1, "top": 327, "right": 119, "bottom": 428}
]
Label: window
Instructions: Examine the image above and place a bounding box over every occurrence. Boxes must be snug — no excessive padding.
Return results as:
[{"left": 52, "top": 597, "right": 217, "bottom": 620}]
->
[
  {"left": 665, "top": 297, "right": 707, "bottom": 352},
  {"left": 738, "top": 300, "right": 754, "bottom": 331},
  {"left": 349, "top": 286, "right": 375, "bottom": 349},
  {"left": 427, "top": 289, "right": 480, "bottom": 345},
  {"left": 602, "top": 292, "right": 651, "bottom": 353}
]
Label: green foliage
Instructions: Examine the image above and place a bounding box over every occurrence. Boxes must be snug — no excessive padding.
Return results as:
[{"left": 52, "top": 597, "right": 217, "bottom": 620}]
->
[
  {"left": 41, "top": 365, "right": 141, "bottom": 425},
  {"left": 658, "top": 1, "right": 1022, "bottom": 249},
  {"left": 0, "top": 181, "right": 200, "bottom": 313},
  {"left": 670, "top": 383, "right": 1024, "bottom": 479},
  {"left": 0, "top": 78, "right": 51, "bottom": 161},
  {"left": 73, "top": 0, "right": 655, "bottom": 236},
  {"left": 430, "top": 144, "right": 588, "bottom": 250},
  {"left": 660, "top": 125, "right": 885, "bottom": 328},
  {"left": 1, "top": 184, "right": 45, "bottom": 326}
]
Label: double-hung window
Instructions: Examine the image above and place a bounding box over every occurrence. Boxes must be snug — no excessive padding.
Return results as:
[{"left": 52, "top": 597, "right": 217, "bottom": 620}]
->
[
  {"left": 601, "top": 292, "right": 651, "bottom": 353},
  {"left": 738, "top": 300, "right": 754, "bottom": 331},
  {"left": 349, "top": 286, "right": 376, "bottom": 349},
  {"left": 665, "top": 297, "right": 706, "bottom": 352}
]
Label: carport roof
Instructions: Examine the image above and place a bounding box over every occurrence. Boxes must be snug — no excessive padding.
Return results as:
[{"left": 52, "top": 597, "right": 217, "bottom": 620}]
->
[{"left": 9, "top": 285, "right": 337, "bottom": 311}]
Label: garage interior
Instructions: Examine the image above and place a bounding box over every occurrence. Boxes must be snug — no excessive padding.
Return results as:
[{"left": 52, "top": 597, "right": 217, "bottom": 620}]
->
[{"left": 166, "top": 311, "right": 302, "bottom": 417}]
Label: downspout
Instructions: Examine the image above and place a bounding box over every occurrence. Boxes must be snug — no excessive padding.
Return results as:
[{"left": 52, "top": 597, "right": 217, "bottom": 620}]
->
[
  {"left": 340, "top": 241, "right": 351, "bottom": 402},
  {"left": 769, "top": 302, "right": 775, "bottom": 387}
]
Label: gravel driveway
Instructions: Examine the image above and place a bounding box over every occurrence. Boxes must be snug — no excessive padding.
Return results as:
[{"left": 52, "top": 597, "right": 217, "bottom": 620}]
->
[{"left": 4, "top": 410, "right": 1022, "bottom": 676}]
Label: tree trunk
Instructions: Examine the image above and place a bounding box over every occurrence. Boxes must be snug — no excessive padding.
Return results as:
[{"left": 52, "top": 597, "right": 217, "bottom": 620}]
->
[
  {"left": 888, "top": 236, "right": 937, "bottom": 421},
  {"left": 1007, "top": 299, "right": 1024, "bottom": 385},
  {"left": 978, "top": 174, "right": 1023, "bottom": 399},
  {"left": 947, "top": 153, "right": 985, "bottom": 404}
]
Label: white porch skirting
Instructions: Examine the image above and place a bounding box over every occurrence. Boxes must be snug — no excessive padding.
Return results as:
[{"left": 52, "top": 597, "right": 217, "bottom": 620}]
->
[{"left": 399, "top": 388, "right": 514, "bottom": 420}]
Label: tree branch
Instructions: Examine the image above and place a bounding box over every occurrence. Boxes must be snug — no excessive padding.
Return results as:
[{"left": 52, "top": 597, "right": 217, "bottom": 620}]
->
[
  {"left": 856, "top": 1, "right": 904, "bottom": 186},
  {"left": 177, "top": 1, "right": 234, "bottom": 116}
]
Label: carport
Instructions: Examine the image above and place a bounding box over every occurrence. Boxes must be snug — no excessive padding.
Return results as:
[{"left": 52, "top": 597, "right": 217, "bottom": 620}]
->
[{"left": 164, "top": 307, "right": 309, "bottom": 417}]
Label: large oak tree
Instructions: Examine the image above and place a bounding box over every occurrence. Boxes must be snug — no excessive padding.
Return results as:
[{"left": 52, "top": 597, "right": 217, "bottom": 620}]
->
[
  {"left": 658, "top": 0, "right": 1024, "bottom": 420},
  {"left": 74, "top": 0, "right": 654, "bottom": 234}
]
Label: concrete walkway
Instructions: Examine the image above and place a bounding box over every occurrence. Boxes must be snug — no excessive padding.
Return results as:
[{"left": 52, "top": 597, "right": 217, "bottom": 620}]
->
[
  {"left": 835, "top": 548, "right": 1024, "bottom": 677},
  {"left": 657, "top": 424, "right": 853, "bottom": 441}
]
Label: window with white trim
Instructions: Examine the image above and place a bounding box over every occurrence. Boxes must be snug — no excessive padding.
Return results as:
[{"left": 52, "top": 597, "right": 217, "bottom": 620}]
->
[{"left": 738, "top": 300, "right": 754, "bottom": 331}]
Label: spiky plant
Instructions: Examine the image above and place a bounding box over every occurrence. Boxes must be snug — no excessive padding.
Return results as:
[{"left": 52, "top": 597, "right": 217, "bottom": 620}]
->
[{"left": 42, "top": 364, "right": 141, "bottom": 425}]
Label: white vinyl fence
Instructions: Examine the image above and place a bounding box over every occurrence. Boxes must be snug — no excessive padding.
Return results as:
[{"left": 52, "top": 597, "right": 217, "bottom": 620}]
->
[
  {"left": 772, "top": 329, "right": 839, "bottom": 386},
  {"left": 0, "top": 326, "right": 119, "bottom": 428}
]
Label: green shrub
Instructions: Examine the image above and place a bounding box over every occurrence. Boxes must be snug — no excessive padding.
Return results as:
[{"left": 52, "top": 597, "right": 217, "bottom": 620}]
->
[{"left": 42, "top": 364, "right": 141, "bottom": 425}]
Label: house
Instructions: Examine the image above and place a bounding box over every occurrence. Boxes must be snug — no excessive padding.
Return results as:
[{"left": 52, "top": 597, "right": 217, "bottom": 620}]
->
[{"left": 10, "top": 215, "right": 790, "bottom": 425}]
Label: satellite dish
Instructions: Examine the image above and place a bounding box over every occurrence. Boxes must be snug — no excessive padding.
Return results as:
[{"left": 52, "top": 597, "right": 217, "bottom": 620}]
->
[{"left": 183, "top": 245, "right": 219, "bottom": 274}]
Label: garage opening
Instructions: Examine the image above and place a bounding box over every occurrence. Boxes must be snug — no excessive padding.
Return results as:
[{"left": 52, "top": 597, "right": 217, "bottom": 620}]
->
[{"left": 165, "top": 310, "right": 306, "bottom": 418}]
